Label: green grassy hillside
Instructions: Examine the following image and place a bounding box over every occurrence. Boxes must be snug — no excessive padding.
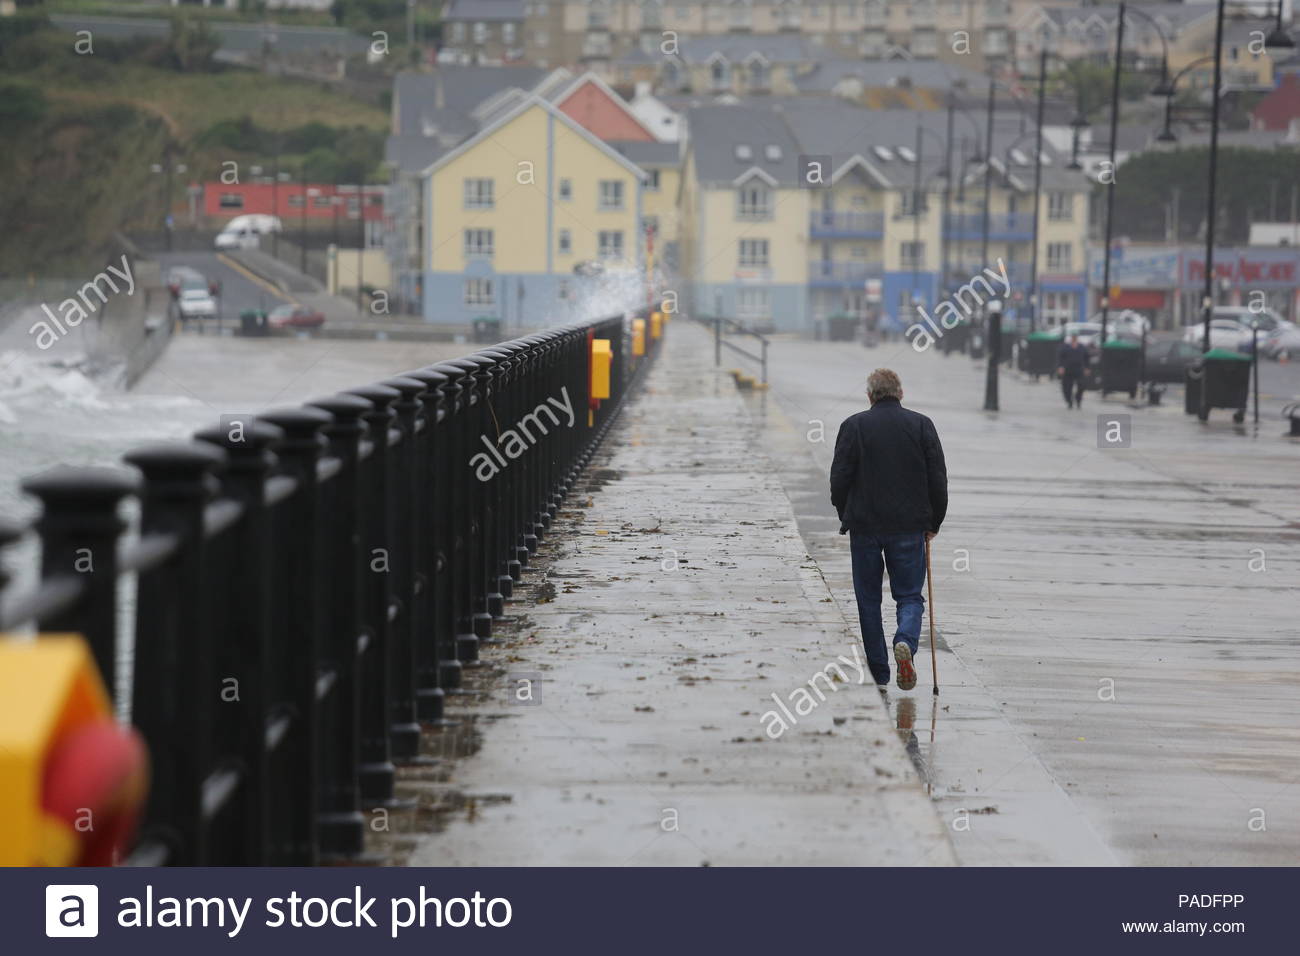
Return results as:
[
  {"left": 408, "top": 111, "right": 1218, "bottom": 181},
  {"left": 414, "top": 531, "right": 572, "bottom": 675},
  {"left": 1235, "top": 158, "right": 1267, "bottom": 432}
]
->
[{"left": 0, "top": 12, "right": 388, "bottom": 275}]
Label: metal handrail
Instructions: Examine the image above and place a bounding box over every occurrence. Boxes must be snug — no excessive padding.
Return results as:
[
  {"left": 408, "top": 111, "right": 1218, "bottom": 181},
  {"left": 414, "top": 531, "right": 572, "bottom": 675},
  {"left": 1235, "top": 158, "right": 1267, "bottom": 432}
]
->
[
  {"left": 700, "top": 315, "right": 769, "bottom": 386},
  {"left": 1, "top": 311, "right": 661, "bottom": 866}
]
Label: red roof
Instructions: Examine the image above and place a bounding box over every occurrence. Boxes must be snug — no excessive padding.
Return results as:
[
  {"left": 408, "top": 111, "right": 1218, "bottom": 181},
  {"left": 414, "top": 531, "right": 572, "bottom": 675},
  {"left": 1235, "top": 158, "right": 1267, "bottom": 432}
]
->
[{"left": 1252, "top": 73, "right": 1300, "bottom": 132}]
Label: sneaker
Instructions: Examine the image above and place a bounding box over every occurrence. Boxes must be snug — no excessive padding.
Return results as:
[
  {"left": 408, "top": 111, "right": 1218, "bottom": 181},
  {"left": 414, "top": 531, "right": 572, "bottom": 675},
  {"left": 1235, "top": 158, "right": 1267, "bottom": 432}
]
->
[{"left": 893, "top": 642, "right": 917, "bottom": 691}]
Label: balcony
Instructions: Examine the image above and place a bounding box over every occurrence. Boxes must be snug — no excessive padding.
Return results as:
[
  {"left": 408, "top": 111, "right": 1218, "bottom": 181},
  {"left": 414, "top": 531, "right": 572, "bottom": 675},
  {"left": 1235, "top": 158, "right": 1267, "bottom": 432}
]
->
[
  {"left": 944, "top": 261, "right": 1032, "bottom": 290},
  {"left": 809, "top": 211, "right": 885, "bottom": 238},
  {"left": 944, "top": 212, "right": 1034, "bottom": 241},
  {"left": 809, "top": 260, "right": 884, "bottom": 286}
]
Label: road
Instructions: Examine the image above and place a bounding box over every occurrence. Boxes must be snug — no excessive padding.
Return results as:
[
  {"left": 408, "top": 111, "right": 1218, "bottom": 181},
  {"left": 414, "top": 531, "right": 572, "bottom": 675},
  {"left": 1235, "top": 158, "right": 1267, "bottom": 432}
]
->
[
  {"left": 739, "top": 332, "right": 1300, "bottom": 864},
  {"left": 49, "top": 14, "right": 369, "bottom": 56},
  {"left": 156, "top": 250, "right": 292, "bottom": 326}
]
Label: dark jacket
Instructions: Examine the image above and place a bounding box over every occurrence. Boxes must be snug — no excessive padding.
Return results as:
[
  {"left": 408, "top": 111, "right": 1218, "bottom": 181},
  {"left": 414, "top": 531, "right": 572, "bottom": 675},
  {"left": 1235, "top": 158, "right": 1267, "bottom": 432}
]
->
[
  {"left": 830, "top": 397, "right": 948, "bottom": 535},
  {"left": 1057, "top": 341, "right": 1090, "bottom": 374}
]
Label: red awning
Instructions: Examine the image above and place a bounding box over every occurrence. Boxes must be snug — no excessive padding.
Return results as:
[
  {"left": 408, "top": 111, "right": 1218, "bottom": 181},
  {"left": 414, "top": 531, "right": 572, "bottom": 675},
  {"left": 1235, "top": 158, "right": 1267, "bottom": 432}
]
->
[{"left": 1111, "top": 289, "right": 1166, "bottom": 310}]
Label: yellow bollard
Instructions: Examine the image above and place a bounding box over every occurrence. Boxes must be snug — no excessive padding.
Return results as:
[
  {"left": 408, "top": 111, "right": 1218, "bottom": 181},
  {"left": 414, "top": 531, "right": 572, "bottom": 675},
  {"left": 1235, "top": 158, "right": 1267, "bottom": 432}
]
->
[
  {"left": 650, "top": 311, "right": 663, "bottom": 340},
  {"left": 0, "top": 636, "right": 148, "bottom": 866},
  {"left": 632, "top": 318, "right": 646, "bottom": 357},
  {"left": 590, "top": 338, "right": 612, "bottom": 399}
]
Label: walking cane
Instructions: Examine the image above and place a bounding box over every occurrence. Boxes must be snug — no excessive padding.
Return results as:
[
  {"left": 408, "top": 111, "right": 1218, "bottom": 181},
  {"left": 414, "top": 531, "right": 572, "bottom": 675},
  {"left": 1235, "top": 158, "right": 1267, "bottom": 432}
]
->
[{"left": 925, "top": 537, "right": 939, "bottom": 695}]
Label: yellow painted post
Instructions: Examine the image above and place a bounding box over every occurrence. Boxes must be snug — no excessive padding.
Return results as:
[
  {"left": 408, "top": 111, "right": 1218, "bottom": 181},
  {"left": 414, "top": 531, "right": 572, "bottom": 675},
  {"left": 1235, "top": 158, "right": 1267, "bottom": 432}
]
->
[
  {"left": 591, "top": 338, "right": 612, "bottom": 399},
  {"left": 0, "top": 636, "right": 147, "bottom": 865},
  {"left": 632, "top": 318, "right": 646, "bottom": 357},
  {"left": 650, "top": 311, "right": 663, "bottom": 340}
]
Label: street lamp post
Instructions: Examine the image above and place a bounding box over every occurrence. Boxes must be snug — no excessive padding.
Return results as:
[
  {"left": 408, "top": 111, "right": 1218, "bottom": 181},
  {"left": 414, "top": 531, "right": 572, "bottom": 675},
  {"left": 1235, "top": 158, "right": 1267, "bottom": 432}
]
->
[
  {"left": 1099, "top": 1, "right": 1128, "bottom": 348},
  {"left": 271, "top": 150, "right": 280, "bottom": 258},
  {"left": 981, "top": 71, "right": 999, "bottom": 412},
  {"left": 150, "top": 147, "right": 187, "bottom": 252},
  {"left": 1095, "top": 2, "right": 1177, "bottom": 343},
  {"left": 355, "top": 188, "right": 366, "bottom": 314},
  {"left": 1201, "top": 0, "right": 1228, "bottom": 358},
  {"left": 1029, "top": 48, "right": 1048, "bottom": 332},
  {"left": 911, "top": 123, "right": 948, "bottom": 315},
  {"left": 299, "top": 166, "right": 311, "bottom": 273},
  {"left": 942, "top": 91, "right": 955, "bottom": 298}
]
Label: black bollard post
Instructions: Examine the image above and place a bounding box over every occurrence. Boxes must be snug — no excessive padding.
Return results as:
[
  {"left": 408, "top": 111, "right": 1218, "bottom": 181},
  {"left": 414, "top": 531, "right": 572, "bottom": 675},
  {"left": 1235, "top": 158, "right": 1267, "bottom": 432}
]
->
[
  {"left": 379, "top": 375, "right": 429, "bottom": 761},
  {"left": 194, "top": 418, "right": 283, "bottom": 865},
  {"left": 122, "top": 442, "right": 226, "bottom": 865},
  {"left": 428, "top": 362, "right": 475, "bottom": 678},
  {"left": 255, "top": 406, "right": 331, "bottom": 864},
  {"left": 21, "top": 466, "right": 138, "bottom": 697},
  {"left": 398, "top": 367, "right": 452, "bottom": 723},
  {"left": 343, "top": 383, "right": 403, "bottom": 802},
  {"left": 305, "top": 393, "right": 374, "bottom": 858}
]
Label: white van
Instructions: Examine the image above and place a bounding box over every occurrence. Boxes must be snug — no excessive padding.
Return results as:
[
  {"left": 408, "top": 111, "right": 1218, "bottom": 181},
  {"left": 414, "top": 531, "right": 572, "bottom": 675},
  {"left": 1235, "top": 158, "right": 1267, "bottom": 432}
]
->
[{"left": 214, "top": 214, "right": 281, "bottom": 250}]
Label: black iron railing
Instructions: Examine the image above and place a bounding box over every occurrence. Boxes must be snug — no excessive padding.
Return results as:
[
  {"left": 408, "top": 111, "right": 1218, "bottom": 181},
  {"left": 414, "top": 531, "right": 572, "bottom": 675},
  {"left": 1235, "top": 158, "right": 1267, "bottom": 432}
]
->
[{"left": 0, "top": 313, "right": 655, "bottom": 865}]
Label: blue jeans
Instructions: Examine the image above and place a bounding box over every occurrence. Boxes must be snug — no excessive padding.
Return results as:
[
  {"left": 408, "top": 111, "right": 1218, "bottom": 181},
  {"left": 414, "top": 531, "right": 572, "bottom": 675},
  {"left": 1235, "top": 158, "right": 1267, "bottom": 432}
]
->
[{"left": 849, "top": 531, "right": 927, "bottom": 685}]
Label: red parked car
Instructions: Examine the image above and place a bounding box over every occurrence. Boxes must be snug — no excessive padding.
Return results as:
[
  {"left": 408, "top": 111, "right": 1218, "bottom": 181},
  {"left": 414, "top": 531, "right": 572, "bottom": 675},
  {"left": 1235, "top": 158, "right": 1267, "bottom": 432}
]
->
[{"left": 268, "top": 303, "right": 325, "bottom": 329}]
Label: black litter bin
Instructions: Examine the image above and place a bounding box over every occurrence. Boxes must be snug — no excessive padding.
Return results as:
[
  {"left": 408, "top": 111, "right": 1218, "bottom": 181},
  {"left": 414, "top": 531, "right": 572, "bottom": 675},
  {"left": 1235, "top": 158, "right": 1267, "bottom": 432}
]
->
[
  {"left": 1186, "top": 348, "right": 1251, "bottom": 422},
  {"left": 940, "top": 321, "right": 969, "bottom": 355},
  {"left": 238, "top": 309, "right": 267, "bottom": 336},
  {"left": 1099, "top": 339, "right": 1141, "bottom": 398},
  {"left": 1023, "top": 331, "right": 1061, "bottom": 379},
  {"left": 998, "top": 328, "right": 1014, "bottom": 364},
  {"left": 827, "top": 313, "right": 858, "bottom": 342},
  {"left": 472, "top": 316, "right": 502, "bottom": 344}
]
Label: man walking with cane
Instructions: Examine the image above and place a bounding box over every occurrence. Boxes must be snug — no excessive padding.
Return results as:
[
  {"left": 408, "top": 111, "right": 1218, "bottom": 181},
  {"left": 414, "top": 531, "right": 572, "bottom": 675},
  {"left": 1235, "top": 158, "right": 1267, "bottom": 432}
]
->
[{"left": 831, "top": 369, "right": 948, "bottom": 691}]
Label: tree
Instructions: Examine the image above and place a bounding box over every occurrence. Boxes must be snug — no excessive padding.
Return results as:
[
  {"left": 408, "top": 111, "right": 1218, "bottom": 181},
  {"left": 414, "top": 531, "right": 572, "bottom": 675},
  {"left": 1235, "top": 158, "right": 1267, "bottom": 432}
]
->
[
  {"left": 1051, "top": 61, "right": 1153, "bottom": 123},
  {"left": 161, "top": 15, "right": 220, "bottom": 73},
  {"left": 1101, "top": 147, "right": 1300, "bottom": 243},
  {"left": 0, "top": 83, "right": 47, "bottom": 134}
]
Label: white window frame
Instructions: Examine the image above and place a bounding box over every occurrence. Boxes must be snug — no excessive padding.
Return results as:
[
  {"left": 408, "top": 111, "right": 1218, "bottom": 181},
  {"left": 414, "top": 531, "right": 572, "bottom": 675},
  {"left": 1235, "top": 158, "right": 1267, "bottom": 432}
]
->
[
  {"left": 464, "top": 278, "right": 495, "bottom": 305},
  {"left": 464, "top": 178, "right": 494, "bottom": 210},
  {"left": 598, "top": 179, "right": 625, "bottom": 210},
  {"left": 912, "top": 28, "right": 937, "bottom": 57},
  {"left": 737, "top": 183, "right": 772, "bottom": 221},
  {"left": 738, "top": 238, "right": 770, "bottom": 268},
  {"left": 900, "top": 240, "right": 925, "bottom": 269},
  {"left": 464, "top": 228, "right": 494, "bottom": 258},
  {"left": 1047, "top": 191, "right": 1072, "bottom": 221},
  {"left": 1047, "top": 242, "right": 1072, "bottom": 272},
  {"left": 598, "top": 230, "right": 624, "bottom": 259}
]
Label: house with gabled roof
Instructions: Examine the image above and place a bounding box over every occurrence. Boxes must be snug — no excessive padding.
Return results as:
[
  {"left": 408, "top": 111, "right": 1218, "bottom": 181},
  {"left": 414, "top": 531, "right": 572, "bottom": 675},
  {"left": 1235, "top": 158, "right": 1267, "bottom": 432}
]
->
[
  {"left": 679, "top": 97, "right": 1090, "bottom": 334},
  {"left": 419, "top": 92, "right": 648, "bottom": 324}
]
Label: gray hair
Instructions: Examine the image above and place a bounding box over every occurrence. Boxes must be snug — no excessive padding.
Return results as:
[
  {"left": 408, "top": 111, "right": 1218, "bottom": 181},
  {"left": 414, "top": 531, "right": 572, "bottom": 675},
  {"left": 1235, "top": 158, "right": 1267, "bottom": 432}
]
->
[{"left": 867, "top": 368, "right": 903, "bottom": 402}]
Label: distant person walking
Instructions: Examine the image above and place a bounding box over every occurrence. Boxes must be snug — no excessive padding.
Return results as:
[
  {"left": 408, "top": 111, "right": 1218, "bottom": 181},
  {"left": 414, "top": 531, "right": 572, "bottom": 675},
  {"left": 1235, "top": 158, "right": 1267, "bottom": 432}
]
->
[
  {"left": 831, "top": 369, "right": 948, "bottom": 691},
  {"left": 1057, "top": 335, "right": 1090, "bottom": 409}
]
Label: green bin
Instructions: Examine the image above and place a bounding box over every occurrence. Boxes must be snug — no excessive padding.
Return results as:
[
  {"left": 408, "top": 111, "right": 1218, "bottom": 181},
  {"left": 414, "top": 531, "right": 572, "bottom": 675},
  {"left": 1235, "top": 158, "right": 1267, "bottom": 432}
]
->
[
  {"left": 1024, "top": 330, "right": 1062, "bottom": 379},
  {"left": 1099, "top": 339, "right": 1141, "bottom": 398},
  {"left": 472, "top": 316, "right": 502, "bottom": 344},
  {"left": 827, "top": 314, "right": 858, "bottom": 342},
  {"left": 1186, "top": 348, "right": 1251, "bottom": 422},
  {"left": 238, "top": 309, "right": 267, "bottom": 336}
]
